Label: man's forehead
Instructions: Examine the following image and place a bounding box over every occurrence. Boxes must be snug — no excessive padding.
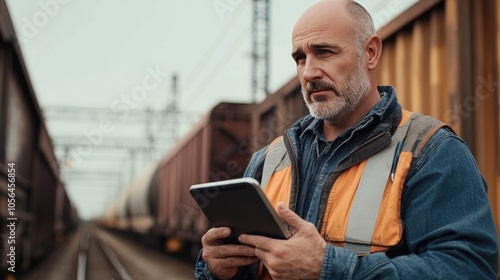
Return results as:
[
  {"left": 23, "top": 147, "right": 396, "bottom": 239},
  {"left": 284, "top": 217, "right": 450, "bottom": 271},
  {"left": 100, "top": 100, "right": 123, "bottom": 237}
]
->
[{"left": 291, "top": 20, "right": 353, "bottom": 52}]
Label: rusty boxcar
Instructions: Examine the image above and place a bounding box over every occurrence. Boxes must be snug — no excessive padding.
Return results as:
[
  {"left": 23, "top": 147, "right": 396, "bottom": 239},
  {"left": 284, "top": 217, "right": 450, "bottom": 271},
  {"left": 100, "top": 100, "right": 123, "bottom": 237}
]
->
[
  {"left": 0, "top": 2, "right": 79, "bottom": 278},
  {"left": 154, "top": 102, "right": 255, "bottom": 256}
]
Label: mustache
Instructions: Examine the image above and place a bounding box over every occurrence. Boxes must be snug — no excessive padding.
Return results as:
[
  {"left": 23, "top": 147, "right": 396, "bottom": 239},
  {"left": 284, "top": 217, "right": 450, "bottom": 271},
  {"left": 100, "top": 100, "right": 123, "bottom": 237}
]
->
[{"left": 305, "top": 81, "right": 340, "bottom": 96}]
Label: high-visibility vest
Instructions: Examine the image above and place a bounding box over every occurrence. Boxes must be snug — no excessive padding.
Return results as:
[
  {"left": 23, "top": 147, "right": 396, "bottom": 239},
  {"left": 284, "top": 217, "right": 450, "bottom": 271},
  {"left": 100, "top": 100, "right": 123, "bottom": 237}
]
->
[{"left": 257, "top": 110, "right": 448, "bottom": 279}]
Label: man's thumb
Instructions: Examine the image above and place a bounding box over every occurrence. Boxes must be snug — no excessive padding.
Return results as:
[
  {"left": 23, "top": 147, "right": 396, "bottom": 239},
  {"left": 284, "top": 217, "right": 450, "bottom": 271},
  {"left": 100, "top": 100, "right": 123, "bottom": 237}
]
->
[{"left": 277, "top": 201, "right": 302, "bottom": 229}]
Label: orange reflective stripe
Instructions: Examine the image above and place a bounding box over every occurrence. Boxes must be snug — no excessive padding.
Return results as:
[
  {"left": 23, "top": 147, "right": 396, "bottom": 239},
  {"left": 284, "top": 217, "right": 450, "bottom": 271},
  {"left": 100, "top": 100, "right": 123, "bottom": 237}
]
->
[
  {"left": 370, "top": 151, "right": 412, "bottom": 250},
  {"left": 264, "top": 167, "right": 292, "bottom": 210},
  {"left": 322, "top": 160, "right": 368, "bottom": 240}
]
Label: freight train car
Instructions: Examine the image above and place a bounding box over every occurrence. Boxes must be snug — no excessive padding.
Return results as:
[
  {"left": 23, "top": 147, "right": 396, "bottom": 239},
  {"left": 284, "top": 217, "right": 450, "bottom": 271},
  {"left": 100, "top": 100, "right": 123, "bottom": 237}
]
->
[
  {"left": 0, "top": 2, "right": 79, "bottom": 278},
  {"left": 154, "top": 102, "right": 257, "bottom": 256}
]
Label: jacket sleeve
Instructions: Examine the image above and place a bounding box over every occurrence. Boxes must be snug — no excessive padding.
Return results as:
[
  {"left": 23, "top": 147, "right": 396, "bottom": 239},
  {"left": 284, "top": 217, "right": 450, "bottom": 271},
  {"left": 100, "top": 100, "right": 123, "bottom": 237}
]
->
[
  {"left": 194, "top": 250, "right": 217, "bottom": 280},
  {"left": 320, "top": 128, "right": 498, "bottom": 279},
  {"left": 195, "top": 249, "right": 258, "bottom": 279}
]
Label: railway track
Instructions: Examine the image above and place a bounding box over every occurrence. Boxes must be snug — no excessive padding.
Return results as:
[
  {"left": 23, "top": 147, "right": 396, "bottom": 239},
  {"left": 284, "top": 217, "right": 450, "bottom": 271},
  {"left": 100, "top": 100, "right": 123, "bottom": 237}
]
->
[
  {"left": 78, "top": 229, "right": 133, "bottom": 280},
  {"left": 21, "top": 223, "right": 195, "bottom": 280}
]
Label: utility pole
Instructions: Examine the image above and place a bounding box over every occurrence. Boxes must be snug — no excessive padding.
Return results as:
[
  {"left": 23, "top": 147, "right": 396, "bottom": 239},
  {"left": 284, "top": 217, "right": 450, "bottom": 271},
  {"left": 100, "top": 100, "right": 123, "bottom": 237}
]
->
[
  {"left": 129, "top": 148, "right": 136, "bottom": 182},
  {"left": 146, "top": 107, "right": 154, "bottom": 161},
  {"left": 170, "top": 74, "right": 178, "bottom": 140},
  {"left": 252, "top": 0, "right": 270, "bottom": 103}
]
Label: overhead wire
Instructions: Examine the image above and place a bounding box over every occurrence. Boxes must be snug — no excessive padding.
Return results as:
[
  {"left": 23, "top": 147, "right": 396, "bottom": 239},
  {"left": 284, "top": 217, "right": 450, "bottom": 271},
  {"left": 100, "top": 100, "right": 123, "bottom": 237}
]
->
[
  {"left": 182, "top": 1, "right": 251, "bottom": 105},
  {"left": 185, "top": 21, "right": 251, "bottom": 105}
]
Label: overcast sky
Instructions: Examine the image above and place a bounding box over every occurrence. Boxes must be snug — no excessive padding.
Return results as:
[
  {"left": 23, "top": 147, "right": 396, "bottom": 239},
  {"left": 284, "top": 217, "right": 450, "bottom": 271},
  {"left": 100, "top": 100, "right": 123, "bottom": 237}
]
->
[{"left": 6, "top": 0, "right": 418, "bottom": 219}]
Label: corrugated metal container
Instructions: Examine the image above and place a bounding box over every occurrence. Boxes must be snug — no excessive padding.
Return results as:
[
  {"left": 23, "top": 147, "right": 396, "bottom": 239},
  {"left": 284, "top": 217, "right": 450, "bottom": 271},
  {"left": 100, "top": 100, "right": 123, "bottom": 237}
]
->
[
  {"left": 0, "top": 53, "right": 75, "bottom": 273},
  {"left": 54, "top": 181, "right": 76, "bottom": 238},
  {"left": 0, "top": 42, "right": 38, "bottom": 271},
  {"left": 0, "top": 1, "right": 78, "bottom": 273},
  {"left": 375, "top": 0, "right": 499, "bottom": 273},
  {"left": 30, "top": 147, "right": 57, "bottom": 260}
]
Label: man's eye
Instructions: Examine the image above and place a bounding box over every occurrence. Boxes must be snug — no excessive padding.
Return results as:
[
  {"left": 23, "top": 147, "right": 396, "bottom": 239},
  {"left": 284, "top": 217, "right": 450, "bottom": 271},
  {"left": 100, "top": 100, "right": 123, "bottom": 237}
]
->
[
  {"left": 318, "top": 49, "right": 333, "bottom": 56},
  {"left": 294, "top": 55, "right": 306, "bottom": 64}
]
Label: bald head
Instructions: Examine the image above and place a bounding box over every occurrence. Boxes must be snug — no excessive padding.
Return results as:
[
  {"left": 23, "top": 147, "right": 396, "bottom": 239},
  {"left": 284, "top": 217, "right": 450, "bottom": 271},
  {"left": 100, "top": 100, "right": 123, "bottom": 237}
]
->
[{"left": 293, "top": 0, "right": 375, "bottom": 52}]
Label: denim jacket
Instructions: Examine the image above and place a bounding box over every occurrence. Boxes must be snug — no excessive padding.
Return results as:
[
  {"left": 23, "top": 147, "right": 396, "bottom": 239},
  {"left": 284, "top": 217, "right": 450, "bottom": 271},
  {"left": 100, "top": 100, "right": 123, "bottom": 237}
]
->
[{"left": 195, "top": 86, "right": 498, "bottom": 279}]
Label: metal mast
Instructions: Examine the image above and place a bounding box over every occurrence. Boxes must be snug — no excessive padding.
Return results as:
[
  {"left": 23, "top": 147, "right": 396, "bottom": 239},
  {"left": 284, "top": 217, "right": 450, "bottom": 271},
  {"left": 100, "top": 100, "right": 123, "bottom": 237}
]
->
[
  {"left": 170, "top": 74, "right": 178, "bottom": 140},
  {"left": 252, "top": 0, "right": 270, "bottom": 103}
]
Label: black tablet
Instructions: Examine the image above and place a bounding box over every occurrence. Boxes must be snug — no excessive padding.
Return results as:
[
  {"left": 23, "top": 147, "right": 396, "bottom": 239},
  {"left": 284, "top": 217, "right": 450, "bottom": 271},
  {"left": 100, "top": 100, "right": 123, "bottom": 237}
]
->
[{"left": 190, "top": 177, "right": 291, "bottom": 244}]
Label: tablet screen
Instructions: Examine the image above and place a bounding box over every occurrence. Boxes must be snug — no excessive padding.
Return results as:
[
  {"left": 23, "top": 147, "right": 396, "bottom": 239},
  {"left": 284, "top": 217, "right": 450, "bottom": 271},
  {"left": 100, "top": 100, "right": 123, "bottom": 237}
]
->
[{"left": 190, "top": 178, "right": 291, "bottom": 244}]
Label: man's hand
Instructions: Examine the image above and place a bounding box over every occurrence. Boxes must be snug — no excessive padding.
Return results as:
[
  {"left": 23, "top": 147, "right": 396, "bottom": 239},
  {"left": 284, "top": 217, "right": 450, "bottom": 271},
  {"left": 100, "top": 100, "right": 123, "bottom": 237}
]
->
[
  {"left": 201, "top": 227, "right": 258, "bottom": 280},
  {"left": 239, "top": 202, "right": 326, "bottom": 280}
]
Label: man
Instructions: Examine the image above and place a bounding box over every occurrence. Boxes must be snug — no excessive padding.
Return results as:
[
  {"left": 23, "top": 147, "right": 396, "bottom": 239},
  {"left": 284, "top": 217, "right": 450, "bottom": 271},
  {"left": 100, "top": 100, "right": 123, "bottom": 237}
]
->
[{"left": 195, "top": 0, "right": 499, "bottom": 279}]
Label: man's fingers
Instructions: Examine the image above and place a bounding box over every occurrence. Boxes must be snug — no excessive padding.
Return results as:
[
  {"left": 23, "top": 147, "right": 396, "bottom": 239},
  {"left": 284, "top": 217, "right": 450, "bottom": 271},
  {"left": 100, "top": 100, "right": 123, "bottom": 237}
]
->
[
  {"left": 202, "top": 227, "right": 231, "bottom": 245},
  {"left": 201, "top": 227, "right": 231, "bottom": 245},
  {"left": 209, "top": 256, "right": 258, "bottom": 269},
  {"left": 239, "top": 234, "right": 272, "bottom": 251},
  {"left": 214, "top": 243, "right": 256, "bottom": 257},
  {"left": 277, "top": 201, "right": 305, "bottom": 230}
]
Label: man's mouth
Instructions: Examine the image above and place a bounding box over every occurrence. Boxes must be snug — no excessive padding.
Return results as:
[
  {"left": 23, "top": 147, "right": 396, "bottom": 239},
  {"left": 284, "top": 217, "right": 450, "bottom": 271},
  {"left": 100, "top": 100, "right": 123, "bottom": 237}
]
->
[
  {"left": 308, "top": 89, "right": 333, "bottom": 102},
  {"left": 310, "top": 89, "right": 331, "bottom": 94},
  {"left": 306, "top": 81, "right": 339, "bottom": 97}
]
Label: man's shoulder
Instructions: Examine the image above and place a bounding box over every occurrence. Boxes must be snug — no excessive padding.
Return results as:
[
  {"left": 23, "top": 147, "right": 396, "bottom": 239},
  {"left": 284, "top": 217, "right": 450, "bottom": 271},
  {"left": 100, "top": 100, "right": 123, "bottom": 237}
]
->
[
  {"left": 411, "top": 124, "right": 468, "bottom": 169},
  {"left": 402, "top": 112, "right": 455, "bottom": 157}
]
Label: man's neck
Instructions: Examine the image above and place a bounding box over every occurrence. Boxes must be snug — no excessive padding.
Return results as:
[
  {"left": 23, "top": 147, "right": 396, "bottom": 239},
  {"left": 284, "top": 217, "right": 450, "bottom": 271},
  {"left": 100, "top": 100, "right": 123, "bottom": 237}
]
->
[{"left": 322, "top": 89, "right": 381, "bottom": 141}]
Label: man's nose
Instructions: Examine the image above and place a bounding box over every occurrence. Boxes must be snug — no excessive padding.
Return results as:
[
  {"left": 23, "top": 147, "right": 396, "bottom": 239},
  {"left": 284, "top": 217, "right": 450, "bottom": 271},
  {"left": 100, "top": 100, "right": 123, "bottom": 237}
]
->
[{"left": 302, "top": 59, "right": 323, "bottom": 82}]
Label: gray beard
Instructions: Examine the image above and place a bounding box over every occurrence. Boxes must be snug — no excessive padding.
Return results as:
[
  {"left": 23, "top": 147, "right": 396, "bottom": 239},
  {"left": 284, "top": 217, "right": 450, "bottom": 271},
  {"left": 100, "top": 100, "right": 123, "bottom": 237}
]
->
[{"left": 302, "top": 60, "right": 371, "bottom": 126}]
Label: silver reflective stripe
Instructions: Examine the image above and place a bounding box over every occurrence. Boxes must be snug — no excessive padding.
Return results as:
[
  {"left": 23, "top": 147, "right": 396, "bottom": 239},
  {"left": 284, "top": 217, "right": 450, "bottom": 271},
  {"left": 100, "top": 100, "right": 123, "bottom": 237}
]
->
[
  {"left": 344, "top": 122, "right": 410, "bottom": 255},
  {"left": 261, "top": 140, "right": 288, "bottom": 190}
]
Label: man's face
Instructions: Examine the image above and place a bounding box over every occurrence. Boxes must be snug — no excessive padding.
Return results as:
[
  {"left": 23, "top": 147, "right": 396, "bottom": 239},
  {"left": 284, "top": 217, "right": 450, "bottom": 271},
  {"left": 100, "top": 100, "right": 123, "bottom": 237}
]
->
[{"left": 291, "top": 9, "right": 371, "bottom": 124}]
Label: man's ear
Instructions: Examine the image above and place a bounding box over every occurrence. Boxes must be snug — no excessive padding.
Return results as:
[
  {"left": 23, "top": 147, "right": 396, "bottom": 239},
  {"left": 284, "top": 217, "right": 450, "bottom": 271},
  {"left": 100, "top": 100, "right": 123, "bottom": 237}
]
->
[{"left": 365, "top": 35, "right": 382, "bottom": 70}]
